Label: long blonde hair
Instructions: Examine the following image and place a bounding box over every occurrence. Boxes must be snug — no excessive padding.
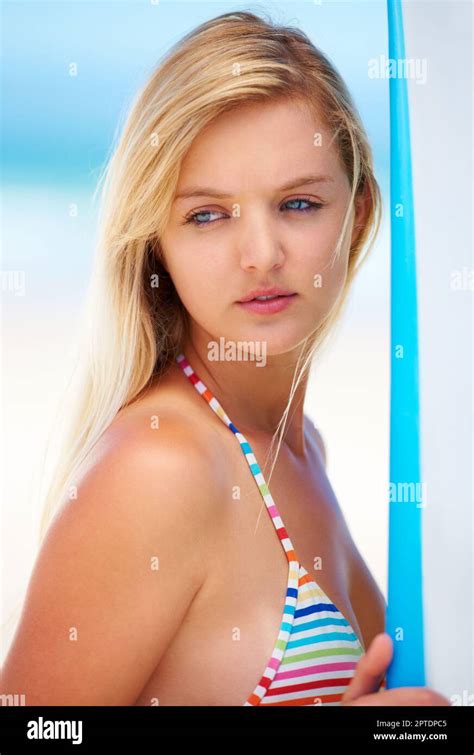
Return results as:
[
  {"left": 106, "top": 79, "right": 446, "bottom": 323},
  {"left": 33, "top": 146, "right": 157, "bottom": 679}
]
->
[{"left": 38, "top": 10, "right": 381, "bottom": 542}]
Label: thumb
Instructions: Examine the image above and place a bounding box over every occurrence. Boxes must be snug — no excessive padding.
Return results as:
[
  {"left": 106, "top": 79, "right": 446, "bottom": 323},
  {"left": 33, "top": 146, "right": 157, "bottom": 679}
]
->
[{"left": 342, "top": 632, "right": 393, "bottom": 704}]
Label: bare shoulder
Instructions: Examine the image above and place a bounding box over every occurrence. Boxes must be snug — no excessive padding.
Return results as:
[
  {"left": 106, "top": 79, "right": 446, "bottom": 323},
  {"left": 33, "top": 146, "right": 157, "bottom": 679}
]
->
[
  {"left": 65, "top": 386, "right": 226, "bottom": 569},
  {"left": 1, "top": 378, "right": 226, "bottom": 705},
  {"left": 90, "top": 389, "right": 227, "bottom": 527}
]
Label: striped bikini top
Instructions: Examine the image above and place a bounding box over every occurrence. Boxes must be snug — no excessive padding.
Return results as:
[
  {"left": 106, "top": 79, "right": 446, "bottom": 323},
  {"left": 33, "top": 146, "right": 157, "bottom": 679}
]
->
[{"left": 176, "top": 352, "right": 367, "bottom": 706}]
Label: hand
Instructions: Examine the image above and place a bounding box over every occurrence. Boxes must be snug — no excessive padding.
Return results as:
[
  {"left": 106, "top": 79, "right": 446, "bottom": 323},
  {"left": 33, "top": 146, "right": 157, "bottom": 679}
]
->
[{"left": 341, "top": 633, "right": 451, "bottom": 706}]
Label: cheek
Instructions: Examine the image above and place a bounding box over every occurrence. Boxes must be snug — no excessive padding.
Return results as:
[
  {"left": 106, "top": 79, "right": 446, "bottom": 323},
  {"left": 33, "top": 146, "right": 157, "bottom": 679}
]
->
[
  {"left": 163, "top": 224, "right": 231, "bottom": 276},
  {"left": 161, "top": 239, "right": 229, "bottom": 323},
  {"left": 298, "top": 217, "right": 351, "bottom": 298}
]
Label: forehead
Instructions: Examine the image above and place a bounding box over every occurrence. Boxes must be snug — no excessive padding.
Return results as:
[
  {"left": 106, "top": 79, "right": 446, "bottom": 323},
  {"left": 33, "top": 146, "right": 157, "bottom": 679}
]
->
[{"left": 176, "top": 98, "right": 346, "bottom": 192}]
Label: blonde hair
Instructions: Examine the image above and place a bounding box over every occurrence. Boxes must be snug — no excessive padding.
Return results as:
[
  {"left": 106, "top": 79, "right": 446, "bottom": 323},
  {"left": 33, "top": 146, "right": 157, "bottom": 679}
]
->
[{"left": 37, "top": 10, "right": 381, "bottom": 543}]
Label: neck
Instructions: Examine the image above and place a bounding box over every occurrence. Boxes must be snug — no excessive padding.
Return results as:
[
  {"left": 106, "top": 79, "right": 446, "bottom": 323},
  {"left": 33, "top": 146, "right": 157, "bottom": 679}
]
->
[{"left": 177, "top": 330, "right": 312, "bottom": 457}]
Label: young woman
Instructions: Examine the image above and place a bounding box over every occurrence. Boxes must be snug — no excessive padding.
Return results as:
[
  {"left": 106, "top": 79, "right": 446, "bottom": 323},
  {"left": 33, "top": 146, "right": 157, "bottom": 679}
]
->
[{"left": 1, "top": 11, "right": 449, "bottom": 707}]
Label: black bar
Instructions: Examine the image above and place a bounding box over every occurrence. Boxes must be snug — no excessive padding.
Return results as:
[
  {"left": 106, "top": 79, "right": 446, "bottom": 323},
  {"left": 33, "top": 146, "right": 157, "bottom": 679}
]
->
[{"left": 0, "top": 705, "right": 472, "bottom": 750}]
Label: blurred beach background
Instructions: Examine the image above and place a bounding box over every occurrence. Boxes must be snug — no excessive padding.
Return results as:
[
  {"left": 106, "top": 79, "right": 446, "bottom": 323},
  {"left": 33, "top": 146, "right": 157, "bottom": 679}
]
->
[{"left": 1, "top": 0, "right": 391, "bottom": 662}]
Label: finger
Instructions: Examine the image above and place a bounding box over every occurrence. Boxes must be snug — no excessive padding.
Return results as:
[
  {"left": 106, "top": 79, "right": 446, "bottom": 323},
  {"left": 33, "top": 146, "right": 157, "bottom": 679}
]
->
[{"left": 342, "top": 632, "right": 393, "bottom": 704}]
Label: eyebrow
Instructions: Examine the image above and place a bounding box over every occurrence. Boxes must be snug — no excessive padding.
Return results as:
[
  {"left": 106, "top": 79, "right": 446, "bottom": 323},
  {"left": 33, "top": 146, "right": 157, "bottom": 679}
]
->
[{"left": 174, "top": 174, "right": 334, "bottom": 201}]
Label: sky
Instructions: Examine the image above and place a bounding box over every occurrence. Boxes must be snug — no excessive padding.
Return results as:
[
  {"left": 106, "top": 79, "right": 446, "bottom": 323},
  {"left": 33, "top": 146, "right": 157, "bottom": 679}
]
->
[{"left": 2, "top": 0, "right": 390, "bottom": 185}]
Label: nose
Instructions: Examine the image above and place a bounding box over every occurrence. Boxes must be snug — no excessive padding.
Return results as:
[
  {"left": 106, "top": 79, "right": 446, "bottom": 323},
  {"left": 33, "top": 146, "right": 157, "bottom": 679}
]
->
[{"left": 238, "top": 209, "right": 286, "bottom": 273}]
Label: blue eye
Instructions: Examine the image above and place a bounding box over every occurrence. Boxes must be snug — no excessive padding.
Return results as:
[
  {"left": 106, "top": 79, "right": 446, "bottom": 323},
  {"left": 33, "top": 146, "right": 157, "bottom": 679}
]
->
[
  {"left": 185, "top": 210, "right": 225, "bottom": 226},
  {"left": 283, "top": 198, "right": 323, "bottom": 213},
  {"left": 185, "top": 198, "right": 323, "bottom": 226}
]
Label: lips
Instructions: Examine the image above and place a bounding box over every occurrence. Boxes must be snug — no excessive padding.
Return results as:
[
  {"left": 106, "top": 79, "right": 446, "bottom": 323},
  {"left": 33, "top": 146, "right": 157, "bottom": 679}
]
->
[
  {"left": 238, "top": 287, "right": 295, "bottom": 303},
  {"left": 251, "top": 294, "right": 288, "bottom": 301},
  {"left": 237, "top": 293, "right": 297, "bottom": 315}
]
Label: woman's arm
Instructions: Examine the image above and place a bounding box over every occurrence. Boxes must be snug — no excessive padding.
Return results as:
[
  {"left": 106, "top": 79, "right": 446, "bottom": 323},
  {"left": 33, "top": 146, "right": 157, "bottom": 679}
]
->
[{"left": 0, "top": 416, "right": 218, "bottom": 705}]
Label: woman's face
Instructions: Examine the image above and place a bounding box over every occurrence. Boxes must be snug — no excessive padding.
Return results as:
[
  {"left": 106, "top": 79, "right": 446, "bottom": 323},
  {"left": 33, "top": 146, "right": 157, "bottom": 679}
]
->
[{"left": 160, "top": 98, "right": 367, "bottom": 356}]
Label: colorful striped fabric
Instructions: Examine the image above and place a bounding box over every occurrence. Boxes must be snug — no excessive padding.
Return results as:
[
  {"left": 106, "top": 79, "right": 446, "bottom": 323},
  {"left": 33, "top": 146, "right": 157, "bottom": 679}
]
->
[{"left": 176, "top": 352, "right": 384, "bottom": 706}]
